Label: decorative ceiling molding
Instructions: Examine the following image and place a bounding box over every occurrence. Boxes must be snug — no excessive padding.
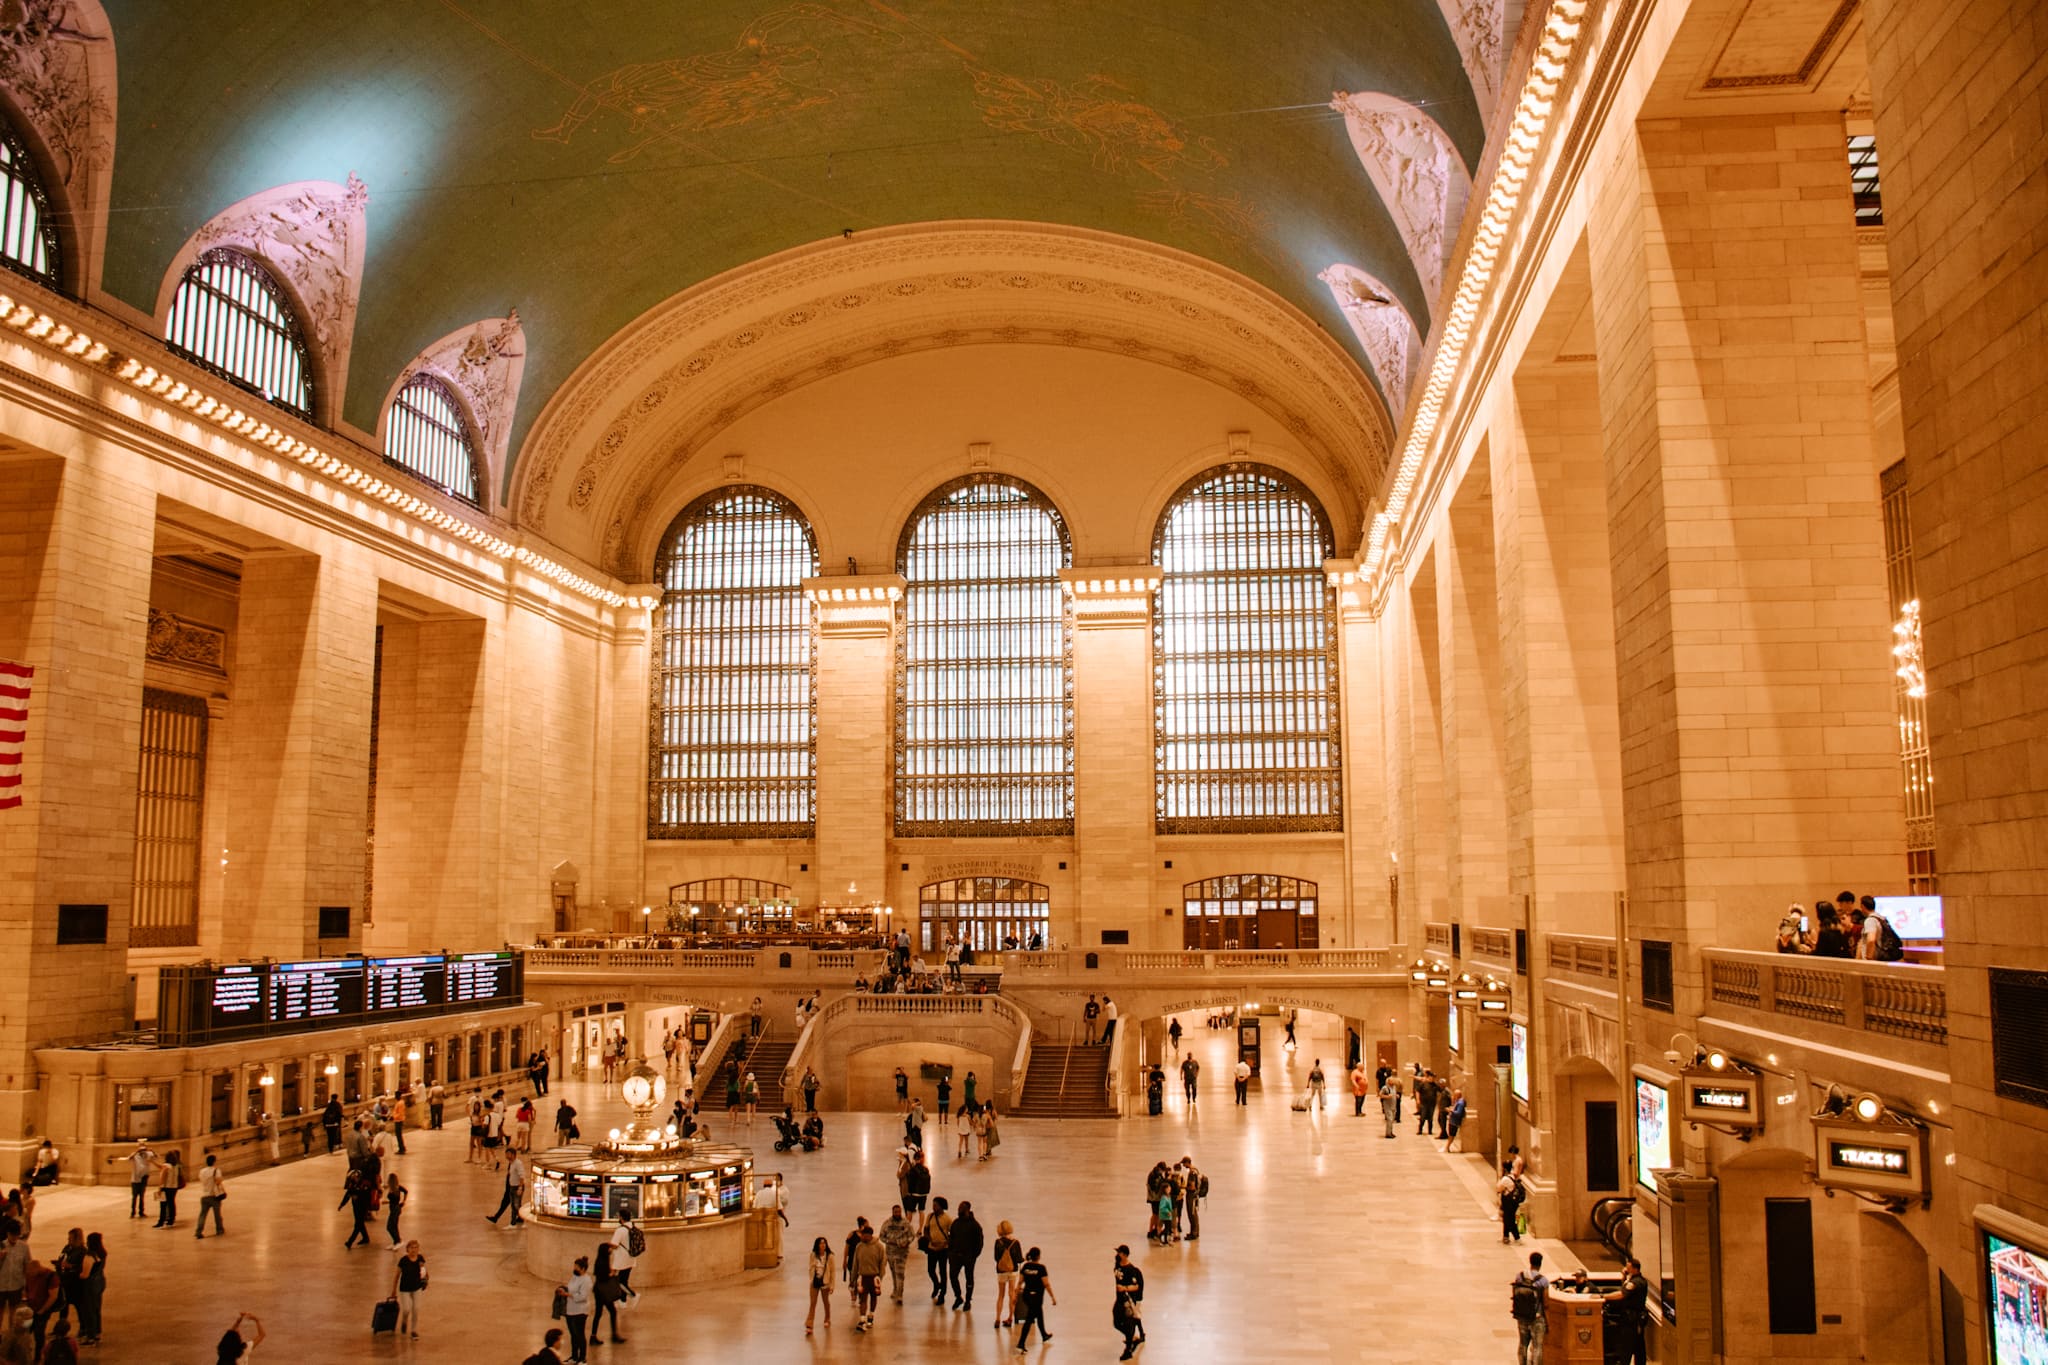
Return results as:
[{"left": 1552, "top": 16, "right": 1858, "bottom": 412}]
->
[
  {"left": 1699, "top": 0, "right": 1858, "bottom": 90},
  {"left": 0, "top": 0, "right": 116, "bottom": 293},
  {"left": 1434, "top": 0, "right": 1506, "bottom": 117},
  {"left": 1318, "top": 263, "right": 1421, "bottom": 421},
  {"left": 1330, "top": 90, "right": 1472, "bottom": 302},
  {"left": 383, "top": 312, "right": 527, "bottom": 511},
  {"left": 513, "top": 222, "right": 1392, "bottom": 574},
  {"left": 155, "top": 176, "right": 369, "bottom": 424}
]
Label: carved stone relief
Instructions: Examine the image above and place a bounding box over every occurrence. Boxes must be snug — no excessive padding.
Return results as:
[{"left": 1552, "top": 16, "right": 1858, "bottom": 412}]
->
[
  {"left": 0, "top": 0, "right": 111, "bottom": 193},
  {"left": 144, "top": 607, "right": 226, "bottom": 678},
  {"left": 1434, "top": 0, "right": 1505, "bottom": 118},
  {"left": 1330, "top": 91, "right": 1469, "bottom": 303},
  {"left": 1318, "top": 264, "right": 1420, "bottom": 420},
  {"left": 393, "top": 311, "right": 527, "bottom": 496}
]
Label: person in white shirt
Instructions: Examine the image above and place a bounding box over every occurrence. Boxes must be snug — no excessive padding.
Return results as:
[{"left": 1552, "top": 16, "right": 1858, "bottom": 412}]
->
[
  {"left": 373, "top": 1124, "right": 400, "bottom": 1167},
  {"left": 609, "top": 1219, "right": 639, "bottom": 1300},
  {"left": 124, "top": 1143, "right": 155, "bottom": 1218},
  {"left": 1101, "top": 997, "right": 1119, "bottom": 1047},
  {"left": 1233, "top": 1059, "right": 1251, "bottom": 1105},
  {"left": 194, "top": 1154, "right": 226, "bottom": 1238}
]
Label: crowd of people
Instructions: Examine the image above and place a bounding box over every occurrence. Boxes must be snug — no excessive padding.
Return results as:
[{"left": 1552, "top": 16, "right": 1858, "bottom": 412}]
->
[{"left": 1773, "top": 890, "right": 1909, "bottom": 961}]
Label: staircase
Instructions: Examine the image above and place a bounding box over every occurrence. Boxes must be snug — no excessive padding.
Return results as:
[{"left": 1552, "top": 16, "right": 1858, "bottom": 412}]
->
[
  {"left": 1010, "top": 1038, "right": 1117, "bottom": 1118},
  {"left": 700, "top": 1028, "right": 796, "bottom": 1105}
]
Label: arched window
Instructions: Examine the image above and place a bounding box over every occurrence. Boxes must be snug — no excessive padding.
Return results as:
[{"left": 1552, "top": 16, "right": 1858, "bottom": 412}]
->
[
  {"left": 649, "top": 487, "right": 818, "bottom": 837},
  {"left": 896, "top": 475, "right": 1074, "bottom": 835},
  {"left": 1153, "top": 464, "right": 1340, "bottom": 832},
  {"left": 919, "top": 876, "right": 1051, "bottom": 954},
  {"left": 1182, "top": 873, "right": 1319, "bottom": 950},
  {"left": 165, "top": 247, "right": 313, "bottom": 416},
  {"left": 0, "top": 117, "right": 59, "bottom": 288},
  {"left": 385, "top": 371, "right": 482, "bottom": 504}
]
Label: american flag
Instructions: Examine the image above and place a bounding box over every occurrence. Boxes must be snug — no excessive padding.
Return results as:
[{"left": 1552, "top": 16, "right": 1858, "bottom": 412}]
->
[{"left": 0, "top": 659, "right": 29, "bottom": 811}]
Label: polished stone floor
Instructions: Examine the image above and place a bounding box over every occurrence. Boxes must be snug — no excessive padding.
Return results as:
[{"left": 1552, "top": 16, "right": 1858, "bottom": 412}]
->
[{"left": 34, "top": 1019, "right": 1574, "bottom": 1362}]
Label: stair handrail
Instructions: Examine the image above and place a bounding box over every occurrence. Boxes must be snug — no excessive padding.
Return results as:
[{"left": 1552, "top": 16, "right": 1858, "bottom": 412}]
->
[
  {"left": 1008, "top": 1022, "right": 1032, "bottom": 1113},
  {"left": 694, "top": 1011, "right": 742, "bottom": 1093},
  {"left": 781, "top": 993, "right": 854, "bottom": 1098}
]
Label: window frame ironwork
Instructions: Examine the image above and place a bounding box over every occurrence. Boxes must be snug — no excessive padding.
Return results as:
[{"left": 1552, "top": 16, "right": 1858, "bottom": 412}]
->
[
  {"left": 385, "top": 370, "right": 483, "bottom": 505},
  {"left": 894, "top": 473, "right": 1075, "bottom": 837},
  {"left": 132, "top": 687, "right": 208, "bottom": 948},
  {"left": 1180, "top": 873, "right": 1320, "bottom": 950},
  {"left": 918, "top": 876, "right": 1052, "bottom": 954},
  {"left": 668, "top": 877, "right": 795, "bottom": 907},
  {"left": 165, "top": 246, "right": 314, "bottom": 417},
  {"left": 1152, "top": 462, "right": 1342, "bottom": 833},
  {"left": 1880, "top": 460, "right": 1935, "bottom": 891},
  {"left": 1847, "top": 134, "right": 1883, "bottom": 227},
  {"left": 0, "top": 117, "right": 59, "bottom": 289},
  {"left": 648, "top": 485, "right": 820, "bottom": 839}
]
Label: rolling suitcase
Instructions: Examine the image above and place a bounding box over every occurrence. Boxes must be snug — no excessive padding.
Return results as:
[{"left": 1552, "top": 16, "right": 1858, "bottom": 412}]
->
[{"left": 372, "top": 1298, "right": 399, "bottom": 1333}]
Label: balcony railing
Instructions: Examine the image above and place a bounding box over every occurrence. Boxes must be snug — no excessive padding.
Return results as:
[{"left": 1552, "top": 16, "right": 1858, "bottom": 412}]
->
[
  {"left": 1425, "top": 922, "right": 1453, "bottom": 954},
  {"left": 1546, "top": 933, "right": 1618, "bottom": 984},
  {"left": 1701, "top": 949, "right": 1946, "bottom": 1045},
  {"left": 525, "top": 945, "right": 1397, "bottom": 979},
  {"left": 1468, "top": 927, "right": 1513, "bottom": 966}
]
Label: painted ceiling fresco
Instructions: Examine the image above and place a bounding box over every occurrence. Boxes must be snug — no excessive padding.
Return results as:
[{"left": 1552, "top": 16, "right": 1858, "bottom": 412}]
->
[{"left": 97, "top": 2, "right": 1480, "bottom": 489}]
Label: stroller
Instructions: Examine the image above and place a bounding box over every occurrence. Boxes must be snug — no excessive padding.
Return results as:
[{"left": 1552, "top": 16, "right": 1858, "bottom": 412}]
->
[{"left": 773, "top": 1114, "right": 817, "bottom": 1153}]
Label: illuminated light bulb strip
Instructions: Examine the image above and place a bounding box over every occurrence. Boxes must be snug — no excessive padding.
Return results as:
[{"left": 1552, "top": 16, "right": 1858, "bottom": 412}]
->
[
  {"left": 1361, "top": 0, "right": 1589, "bottom": 590},
  {"left": 0, "top": 293, "right": 639, "bottom": 611}
]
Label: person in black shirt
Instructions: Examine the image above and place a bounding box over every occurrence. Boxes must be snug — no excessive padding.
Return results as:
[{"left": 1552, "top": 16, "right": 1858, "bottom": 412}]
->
[
  {"left": 1813, "top": 906, "right": 1853, "bottom": 958},
  {"left": 1604, "top": 1256, "right": 1650, "bottom": 1365},
  {"left": 1111, "top": 1245, "right": 1145, "bottom": 1359},
  {"left": 1013, "top": 1248, "right": 1055, "bottom": 1351}
]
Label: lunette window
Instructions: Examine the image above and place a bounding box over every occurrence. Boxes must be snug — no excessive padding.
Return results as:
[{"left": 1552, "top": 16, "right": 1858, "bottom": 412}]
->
[
  {"left": 165, "top": 247, "right": 313, "bottom": 416},
  {"left": 1154, "top": 464, "right": 1341, "bottom": 832},
  {"left": 0, "top": 117, "right": 59, "bottom": 287},
  {"left": 649, "top": 487, "right": 818, "bottom": 837},
  {"left": 896, "top": 475, "right": 1074, "bottom": 835},
  {"left": 385, "top": 371, "right": 482, "bottom": 504}
]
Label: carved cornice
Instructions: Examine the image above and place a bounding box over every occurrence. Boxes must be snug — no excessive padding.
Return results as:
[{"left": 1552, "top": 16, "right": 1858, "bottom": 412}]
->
[
  {"left": 511, "top": 223, "right": 1392, "bottom": 576},
  {"left": 803, "top": 573, "right": 904, "bottom": 638},
  {"left": 0, "top": 0, "right": 116, "bottom": 291},
  {"left": 1058, "top": 566, "right": 1160, "bottom": 629},
  {"left": 144, "top": 606, "right": 226, "bottom": 677}
]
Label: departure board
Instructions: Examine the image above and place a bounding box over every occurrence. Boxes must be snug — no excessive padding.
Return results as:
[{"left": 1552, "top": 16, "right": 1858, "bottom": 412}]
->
[{"left": 157, "top": 950, "right": 526, "bottom": 1046}]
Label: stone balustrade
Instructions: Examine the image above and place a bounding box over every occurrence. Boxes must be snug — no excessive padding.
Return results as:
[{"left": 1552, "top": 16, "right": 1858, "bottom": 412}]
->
[
  {"left": 1546, "top": 933, "right": 1619, "bottom": 983},
  {"left": 524, "top": 945, "right": 1398, "bottom": 981},
  {"left": 1467, "top": 926, "right": 1514, "bottom": 966},
  {"left": 1701, "top": 949, "right": 1947, "bottom": 1045}
]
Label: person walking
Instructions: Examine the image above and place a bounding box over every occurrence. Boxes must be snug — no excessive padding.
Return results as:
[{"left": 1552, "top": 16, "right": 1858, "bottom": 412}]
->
[
  {"left": 555, "top": 1099, "right": 578, "bottom": 1145},
  {"left": 804, "top": 1236, "right": 834, "bottom": 1333},
  {"left": 1308, "top": 1059, "right": 1327, "bottom": 1110},
  {"left": 991, "top": 1220, "right": 1022, "bottom": 1328},
  {"left": 560, "top": 1255, "right": 593, "bottom": 1363},
  {"left": 981, "top": 1106, "right": 1002, "bottom": 1162},
  {"left": 486, "top": 1149, "right": 528, "bottom": 1227},
  {"left": 1101, "top": 996, "right": 1118, "bottom": 1047},
  {"left": 391, "top": 1240, "right": 427, "bottom": 1340},
  {"left": 936, "top": 1074, "right": 953, "bottom": 1128},
  {"left": 590, "top": 1243, "right": 627, "bottom": 1346},
  {"left": 1012, "top": 1247, "right": 1055, "bottom": 1351},
  {"left": 905, "top": 1150, "right": 932, "bottom": 1233},
  {"left": 193, "top": 1155, "right": 226, "bottom": 1238},
  {"left": 904, "top": 1099, "right": 926, "bottom": 1153},
  {"left": 1112, "top": 1245, "right": 1145, "bottom": 1360},
  {"left": 743, "top": 1071, "right": 760, "bottom": 1125},
  {"left": 1496, "top": 1161, "right": 1527, "bottom": 1243},
  {"left": 850, "top": 1224, "right": 886, "bottom": 1332},
  {"left": 1180, "top": 1054, "right": 1199, "bottom": 1105},
  {"left": 949, "top": 1200, "right": 984, "bottom": 1311},
  {"left": 1233, "top": 1058, "right": 1250, "bottom": 1105},
  {"left": 609, "top": 1218, "right": 640, "bottom": 1301},
  {"left": 1378, "top": 1075, "right": 1400, "bottom": 1139},
  {"left": 923, "top": 1197, "right": 954, "bottom": 1303},
  {"left": 383, "top": 1173, "right": 408, "bottom": 1246},
  {"left": 152, "top": 1151, "right": 184, "bottom": 1228},
  {"left": 123, "top": 1144, "right": 153, "bottom": 1219},
  {"left": 339, "top": 1167, "right": 375, "bottom": 1248},
  {"left": 1350, "top": 1062, "right": 1369, "bottom": 1116},
  {"left": 320, "top": 1097, "right": 344, "bottom": 1154},
  {"left": 1512, "top": 1250, "right": 1549, "bottom": 1364},
  {"left": 880, "top": 1205, "right": 914, "bottom": 1305},
  {"left": 1283, "top": 1009, "right": 1297, "bottom": 1047}
]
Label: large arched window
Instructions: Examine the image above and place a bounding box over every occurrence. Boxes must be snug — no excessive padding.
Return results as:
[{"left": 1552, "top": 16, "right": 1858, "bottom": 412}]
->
[
  {"left": 385, "top": 371, "right": 482, "bottom": 504},
  {"left": 649, "top": 487, "right": 819, "bottom": 837},
  {"left": 1182, "top": 873, "right": 1319, "bottom": 950},
  {"left": 1154, "top": 464, "right": 1341, "bottom": 831},
  {"left": 0, "top": 117, "right": 59, "bottom": 288},
  {"left": 896, "top": 475, "right": 1073, "bottom": 835},
  {"left": 920, "top": 876, "right": 1051, "bottom": 953},
  {"left": 165, "top": 247, "right": 313, "bottom": 416}
]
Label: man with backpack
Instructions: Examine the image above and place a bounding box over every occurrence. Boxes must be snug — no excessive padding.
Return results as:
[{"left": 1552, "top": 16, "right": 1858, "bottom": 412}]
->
[
  {"left": 1850, "top": 902, "right": 1906, "bottom": 962},
  {"left": 1178, "top": 1156, "right": 1204, "bottom": 1240},
  {"left": 1496, "top": 1161, "right": 1527, "bottom": 1242},
  {"left": 1511, "top": 1251, "right": 1549, "bottom": 1364}
]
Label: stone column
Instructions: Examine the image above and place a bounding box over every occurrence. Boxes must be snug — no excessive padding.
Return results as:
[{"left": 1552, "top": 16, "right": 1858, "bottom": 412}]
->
[
  {"left": 805, "top": 577, "right": 902, "bottom": 919},
  {"left": 601, "top": 593, "right": 655, "bottom": 916},
  {"left": 1061, "top": 568, "right": 1159, "bottom": 950},
  {"left": 1331, "top": 564, "right": 1391, "bottom": 947},
  {"left": 218, "top": 548, "right": 378, "bottom": 959},
  {"left": 1866, "top": 0, "right": 2048, "bottom": 1330},
  {"left": 0, "top": 455, "right": 155, "bottom": 1132},
  {"left": 1587, "top": 110, "right": 1908, "bottom": 1030},
  {"left": 1436, "top": 469, "right": 1512, "bottom": 929}
]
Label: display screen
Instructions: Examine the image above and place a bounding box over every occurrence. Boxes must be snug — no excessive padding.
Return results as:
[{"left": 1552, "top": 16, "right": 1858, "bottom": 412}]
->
[
  {"left": 1987, "top": 1231, "right": 2048, "bottom": 1365},
  {"left": 158, "top": 951, "right": 525, "bottom": 1046},
  {"left": 1510, "top": 1022, "right": 1529, "bottom": 1101},
  {"left": 719, "top": 1170, "right": 744, "bottom": 1214},
  {"left": 1636, "top": 1077, "right": 1671, "bottom": 1191},
  {"left": 1874, "top": 895, "right": 1943, "bottom": 941},
  {"left": 565, "top": 1178, "right": 604, "bottom": 1219},
  {"left": 1447, "top": 1004, "right": 1461, "bottom": 1054}
]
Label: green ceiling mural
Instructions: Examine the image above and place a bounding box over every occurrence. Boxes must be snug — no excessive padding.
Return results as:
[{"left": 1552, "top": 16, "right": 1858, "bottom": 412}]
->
[{"left": 97, "top": 1, "right": 1480, "bottom": 498}]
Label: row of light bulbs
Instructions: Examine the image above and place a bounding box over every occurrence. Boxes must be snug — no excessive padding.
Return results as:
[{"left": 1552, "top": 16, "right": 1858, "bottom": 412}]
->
[
  {"left": 1363, "top": 0, "right": 1591, "bottom": 591},
  {"left": 0, "top": 295, "right": 653, "bottom": 613}
]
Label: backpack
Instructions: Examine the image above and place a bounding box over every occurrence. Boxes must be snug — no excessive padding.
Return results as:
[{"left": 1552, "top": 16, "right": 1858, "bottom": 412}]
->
[
  {"left": 1512, "top": 1275, "right": 1544, "bottom": 1323},
  {"left": 626, "top": 1225, "right": 647, "bottom": 1257},
  {"left": 996, "top": 1241, "right": 1017, "bottom": 1274},
  {"left": 1197, "top": 1173, "right": 1210, "bottom": 1199},
  {"left": 1507, "top": 1176, "right": 1527, "bottom": 1207},
  {"left": 1873, "top": 915, "right": 1905, "bottom": 962}
]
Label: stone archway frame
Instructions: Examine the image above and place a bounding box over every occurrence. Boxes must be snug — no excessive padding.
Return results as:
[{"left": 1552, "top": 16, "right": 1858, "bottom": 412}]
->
[
  {"left": 510, "top": 221, "right": 1394, "bottom": 577},
  {"left": 378, "top": 312, "right": 528, "bottom": 515},
  {"left": 0, "top": 0, "right": 118, "bottom": 296}
]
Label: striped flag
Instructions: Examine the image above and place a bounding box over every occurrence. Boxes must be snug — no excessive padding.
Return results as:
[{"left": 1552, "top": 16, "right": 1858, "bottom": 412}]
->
[{"left": 0, "top": 659, "right": 29, "bottom": 810}]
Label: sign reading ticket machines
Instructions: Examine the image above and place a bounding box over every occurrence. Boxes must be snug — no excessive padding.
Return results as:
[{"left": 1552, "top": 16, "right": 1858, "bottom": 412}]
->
[
  {"left": 1680, "top": 1071, "right": 1760, "bottom": 1130},
  {"left": 1812, "top": 1118, "right": 1928, "bottom": 1200}
]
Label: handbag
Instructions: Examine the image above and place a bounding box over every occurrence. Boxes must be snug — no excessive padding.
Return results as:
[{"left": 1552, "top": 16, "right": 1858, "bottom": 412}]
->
[{"left": 551, "top": 1287, "right": 568, "bottom": 1319}]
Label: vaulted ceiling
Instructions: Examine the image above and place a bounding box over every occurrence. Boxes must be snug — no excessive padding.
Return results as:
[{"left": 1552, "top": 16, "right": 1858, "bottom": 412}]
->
[{"left": 94, "top": 0, "right": 1484, "bottom": 494}]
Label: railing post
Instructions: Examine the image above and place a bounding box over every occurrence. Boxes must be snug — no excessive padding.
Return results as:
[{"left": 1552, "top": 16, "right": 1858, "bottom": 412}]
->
[
  {"left": 1843, "top": 971, "right": 1868, "bottom": 1032},
  {"left": 1756, "top": 960, "right": 1777, "bottom": 1012}
]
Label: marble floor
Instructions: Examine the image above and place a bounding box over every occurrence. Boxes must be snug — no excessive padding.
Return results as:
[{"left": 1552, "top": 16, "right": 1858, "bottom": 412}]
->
[{"left": 32, "top": 1019, "right": 1575, "bottom": 1362}]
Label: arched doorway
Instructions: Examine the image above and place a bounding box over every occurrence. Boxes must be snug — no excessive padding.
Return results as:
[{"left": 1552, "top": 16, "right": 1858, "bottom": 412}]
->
[
  {"left": 918, "top": 876, "right": 1050, "bottom": 953},
  {"left": 1181, "top": 874, "right": 1319, "bottom": 949}
]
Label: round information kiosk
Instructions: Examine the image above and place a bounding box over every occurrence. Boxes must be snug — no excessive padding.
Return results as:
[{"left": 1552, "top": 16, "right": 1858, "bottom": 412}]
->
[{"left": 523, "top": 1063, "right": 781, "bottom": 1286}]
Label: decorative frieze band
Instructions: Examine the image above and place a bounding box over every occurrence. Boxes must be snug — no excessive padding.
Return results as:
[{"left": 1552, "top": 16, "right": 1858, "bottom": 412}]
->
[
  {"left": 1058, "top": 567, "right": 1162, "bottom": 629},
  {"left": 803, "top": 574, "right": 905, "bottom": 638}
]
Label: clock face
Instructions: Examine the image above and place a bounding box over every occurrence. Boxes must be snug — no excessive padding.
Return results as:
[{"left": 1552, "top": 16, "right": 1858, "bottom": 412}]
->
[{"left": 622, "top": 1075, "right": 651, "bottom": 1107}]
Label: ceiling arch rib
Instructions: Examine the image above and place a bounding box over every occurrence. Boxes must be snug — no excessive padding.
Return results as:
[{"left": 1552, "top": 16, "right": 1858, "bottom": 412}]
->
[
  {"left": 1318, "top": 263, "right": 1422, "bottom": 425},
  {"left": 513, "top": 223, "right": 1393, "bottom": 576},
  {"left": 1330, "top": 90, "right": 1473, "bottom": 305}
]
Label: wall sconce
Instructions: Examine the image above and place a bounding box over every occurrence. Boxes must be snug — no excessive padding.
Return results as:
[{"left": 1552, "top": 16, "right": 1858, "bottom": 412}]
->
[
  {"left": 323, "top": 1062, "right": 339, "bottom": 1076},
  {"left": 258, "top": 1072, "right": 274, "bottom": 1087},
  {"left": 406, "top": 1049, "right": 421, "bottom": 1063}
]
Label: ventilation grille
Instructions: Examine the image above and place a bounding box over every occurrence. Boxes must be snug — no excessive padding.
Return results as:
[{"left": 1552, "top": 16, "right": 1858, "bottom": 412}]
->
[{"left": 1990, "top": 969, "right": 2048, "bottom": 1108}]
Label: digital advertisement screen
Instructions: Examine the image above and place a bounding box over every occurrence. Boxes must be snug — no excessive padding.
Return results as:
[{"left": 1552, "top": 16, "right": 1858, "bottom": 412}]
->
[
  {"left": 1636, "top": 1077, "right": 1672, "bottom": 1191},
  {"left": 1510, "top": 1022, "right": 1529, "bottom": 1101},
  {"left": 1987, "top": 1232, "right": 2048, "bottom": 1365},
  {"left": 1874, "top": 895, "right": 1943, "bottom": 941},
  {"left": 1447, "top": 1003, "right": 1461, "bottom": 1054}
]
